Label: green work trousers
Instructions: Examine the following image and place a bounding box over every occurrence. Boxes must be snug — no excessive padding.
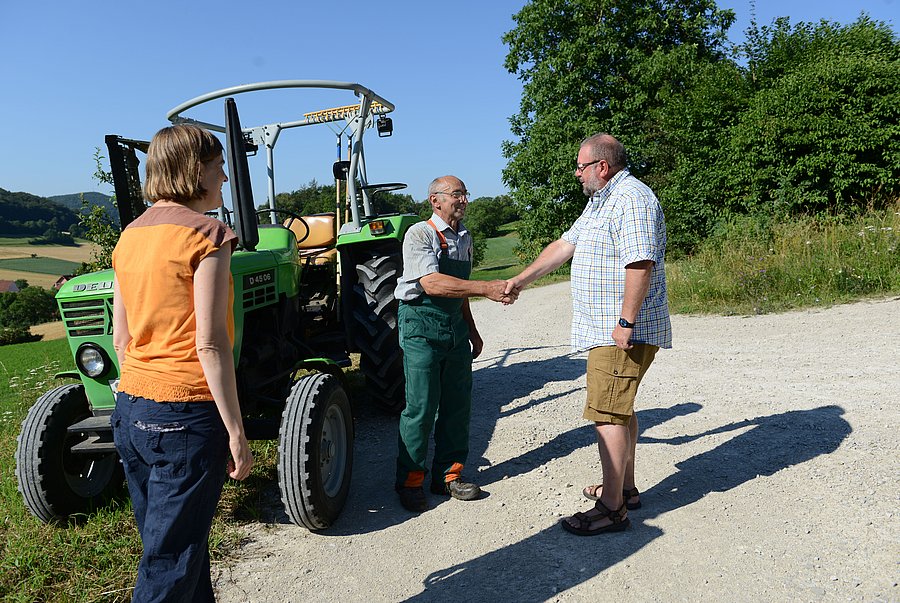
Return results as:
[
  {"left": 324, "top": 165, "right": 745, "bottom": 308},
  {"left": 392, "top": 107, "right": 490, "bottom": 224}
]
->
[{"left": 395, "top": 290, "right": 473, "bottom": 488}]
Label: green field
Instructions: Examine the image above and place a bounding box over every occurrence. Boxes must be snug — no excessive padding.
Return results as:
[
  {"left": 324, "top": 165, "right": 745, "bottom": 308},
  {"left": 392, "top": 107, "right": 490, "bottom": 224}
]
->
[
  {"left": 0, "top": 257, "right": 81, "bottom": 275},
  {"left": 0, "top": 340, "right": 248, "bottom": 602},
  {"left": 472, "top": 222, "right": 570, "bottom": 287}
]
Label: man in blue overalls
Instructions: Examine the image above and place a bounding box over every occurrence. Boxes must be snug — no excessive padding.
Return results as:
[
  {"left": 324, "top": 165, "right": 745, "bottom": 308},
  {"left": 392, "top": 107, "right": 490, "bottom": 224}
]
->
[{"left": 393, "top": 175, "right": 515, "bottom": 512}]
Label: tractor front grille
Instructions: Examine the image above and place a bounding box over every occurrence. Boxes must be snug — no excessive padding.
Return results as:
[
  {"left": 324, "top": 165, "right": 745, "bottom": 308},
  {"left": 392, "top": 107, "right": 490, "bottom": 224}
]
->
[
  {"left": 60, "top": 298, "right": 111, "bottom": 337},
  {"left": 243, "top": 284, "right": 277, "bottom": 310}
]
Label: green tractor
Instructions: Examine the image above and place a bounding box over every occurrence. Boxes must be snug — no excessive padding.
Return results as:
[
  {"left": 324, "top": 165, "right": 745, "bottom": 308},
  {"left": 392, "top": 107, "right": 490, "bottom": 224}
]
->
[{"left": 15, "top": 81, "right": 418, "bottom": 530}]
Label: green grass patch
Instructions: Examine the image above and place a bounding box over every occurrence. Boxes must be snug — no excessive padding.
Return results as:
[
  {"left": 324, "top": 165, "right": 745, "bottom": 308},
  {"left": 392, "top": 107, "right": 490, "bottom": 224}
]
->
[
  {"left": 471, "top": 209, "right": 900, "bottom": 314},
  {"left": 0, "top": 339, "right": 143, "bottom": 603},
  {"left": 0, "top": 340, "right": 270, "bottom": 602},
  {"left": 0, "top": 257, "right": 81, "bottom": 275},
  {"left": 472, "top": 226, "right": 571, "bottom": 286},
  {"left": 667, "top": 204, "right": 900, "bottom": 314}
]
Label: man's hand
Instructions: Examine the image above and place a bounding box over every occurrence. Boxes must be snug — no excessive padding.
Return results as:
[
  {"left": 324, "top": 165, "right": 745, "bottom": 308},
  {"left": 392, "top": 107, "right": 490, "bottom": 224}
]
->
[
  {"left": 483, "top": 280, "right": 518, "bottom": 304},
  {"left": 612, "top": 324, "right": 633, "bottom": 350},
  {"left": 470, "top": 329, "right": 484, "bottom": 359},
  {"left": 504, "top": 277, "right": 522, "bottom": 297}
]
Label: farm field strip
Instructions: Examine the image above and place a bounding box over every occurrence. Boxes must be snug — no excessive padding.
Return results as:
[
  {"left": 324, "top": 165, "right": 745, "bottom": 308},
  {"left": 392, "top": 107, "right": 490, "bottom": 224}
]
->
[
  {"left": 0, "top": 269, "right": 61, "bottom": 289},
  {"left": 0, "top": 257, "right": 81, "bottom": 274},
  {"left": 0, "top": 240, "right": 96, "bottom": 286},
  {"left": 0, "top": 242, "right": 97, "bottom": 262}
]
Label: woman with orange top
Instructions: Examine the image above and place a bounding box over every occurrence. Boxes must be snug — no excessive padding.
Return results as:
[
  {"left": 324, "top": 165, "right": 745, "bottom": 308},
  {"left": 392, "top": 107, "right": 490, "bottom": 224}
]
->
[{"left": 111, "top": 124, "right": 253, "bottom": 602}]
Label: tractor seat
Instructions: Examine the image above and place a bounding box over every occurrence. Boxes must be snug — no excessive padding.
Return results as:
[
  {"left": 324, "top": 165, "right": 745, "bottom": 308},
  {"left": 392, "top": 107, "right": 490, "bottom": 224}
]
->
[{"left": 287, "top": 213, "right": 337, "bottom": 266}]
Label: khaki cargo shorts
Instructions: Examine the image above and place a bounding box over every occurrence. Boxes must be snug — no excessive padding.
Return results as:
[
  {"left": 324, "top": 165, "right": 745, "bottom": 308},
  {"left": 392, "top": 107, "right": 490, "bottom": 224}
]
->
[{"left": 584, "top": 344, "right": 659, "bottom": 425}]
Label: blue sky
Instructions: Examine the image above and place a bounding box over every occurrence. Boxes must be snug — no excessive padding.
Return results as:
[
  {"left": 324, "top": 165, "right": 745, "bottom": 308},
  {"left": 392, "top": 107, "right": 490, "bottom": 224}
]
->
[{"left": 0, "top": 0, "right": 895, "bottom": 207}]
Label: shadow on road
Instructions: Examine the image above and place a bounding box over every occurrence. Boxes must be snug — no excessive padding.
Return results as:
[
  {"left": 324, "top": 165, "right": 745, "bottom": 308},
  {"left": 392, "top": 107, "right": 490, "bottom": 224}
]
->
[
  {"left": 401, "top": 404, "right": 851, "bottom": 601},
  {"left": 319, "top": 347, "right": 586, "bottom": 533}
]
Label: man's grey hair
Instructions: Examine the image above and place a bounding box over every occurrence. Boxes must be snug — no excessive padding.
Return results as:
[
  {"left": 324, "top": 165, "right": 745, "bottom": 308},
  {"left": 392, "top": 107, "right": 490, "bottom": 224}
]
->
[
  {"left": 580, "top": 133, "right": 628, "bottom": 170},
  {"left": 428, "top": 175, "right": 459, "bottom": 197}
]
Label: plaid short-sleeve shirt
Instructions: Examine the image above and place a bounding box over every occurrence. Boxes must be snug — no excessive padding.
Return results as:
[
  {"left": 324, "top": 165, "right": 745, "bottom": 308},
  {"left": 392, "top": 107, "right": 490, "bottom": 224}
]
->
[{"left": 561, "top": 169, "right": 672, "bottom": 351}]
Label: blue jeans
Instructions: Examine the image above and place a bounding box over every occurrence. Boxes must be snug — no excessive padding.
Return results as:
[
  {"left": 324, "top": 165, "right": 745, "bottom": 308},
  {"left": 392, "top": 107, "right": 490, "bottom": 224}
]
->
[{"left": 112, "top": 393, "right": 229, "bottom": 603}]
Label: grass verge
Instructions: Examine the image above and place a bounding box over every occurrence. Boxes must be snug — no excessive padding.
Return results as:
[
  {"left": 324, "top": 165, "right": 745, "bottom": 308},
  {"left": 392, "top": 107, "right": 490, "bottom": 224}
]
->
[
  {"left": 0, "top": 340, "right": 301, "bottom": 602},
  {"left": 667, "top": 205, "right": 900, "bottom": 314}
]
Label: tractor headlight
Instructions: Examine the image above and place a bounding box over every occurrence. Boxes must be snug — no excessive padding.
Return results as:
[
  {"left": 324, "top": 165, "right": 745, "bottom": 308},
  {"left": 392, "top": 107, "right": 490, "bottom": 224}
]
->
[{"left": 76, "top": 344, "right": 111, "bottom": 378}]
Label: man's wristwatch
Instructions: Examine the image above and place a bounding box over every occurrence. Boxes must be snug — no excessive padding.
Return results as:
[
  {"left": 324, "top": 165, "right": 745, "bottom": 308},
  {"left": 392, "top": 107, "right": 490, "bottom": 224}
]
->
[{"left": 618, "top": 317, "right": 635, "bottom": 329}]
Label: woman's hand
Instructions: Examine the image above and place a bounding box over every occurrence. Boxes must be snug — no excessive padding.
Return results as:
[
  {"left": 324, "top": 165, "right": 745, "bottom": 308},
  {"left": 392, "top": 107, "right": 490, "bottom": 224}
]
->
[{"left": 227, "top": 433, "right": 254, "bottom": 481}]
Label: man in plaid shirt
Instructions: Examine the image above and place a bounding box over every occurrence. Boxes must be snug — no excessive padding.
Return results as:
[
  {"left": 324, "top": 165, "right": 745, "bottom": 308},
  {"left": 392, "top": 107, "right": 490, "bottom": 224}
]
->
[{"left": 506, "top": 133, "right": 672, "bottom": 536}]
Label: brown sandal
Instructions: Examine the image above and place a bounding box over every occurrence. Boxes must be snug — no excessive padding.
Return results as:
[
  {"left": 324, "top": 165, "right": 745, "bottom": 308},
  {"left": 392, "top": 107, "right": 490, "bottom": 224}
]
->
[
  {"left": 561, "top": 500, "right": 631, "bottom": 536},
  {"left": 582, "top": 484, "right": 642, "bottom": 510}
]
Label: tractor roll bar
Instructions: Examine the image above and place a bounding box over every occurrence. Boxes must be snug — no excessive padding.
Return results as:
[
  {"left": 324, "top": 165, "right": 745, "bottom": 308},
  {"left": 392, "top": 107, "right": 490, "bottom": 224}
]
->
[
  {"left": 166, "top": 80, "right": 395, "bottom": 126},
  {"left": 166, "top": 80, "right": 395, "bottom": 232}
]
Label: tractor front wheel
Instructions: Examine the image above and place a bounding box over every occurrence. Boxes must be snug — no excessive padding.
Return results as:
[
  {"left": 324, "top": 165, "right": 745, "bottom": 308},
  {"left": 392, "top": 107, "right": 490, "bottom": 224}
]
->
[
  {"left": 15, "top": 384, "right": 122, "bottom": 523},
  {"left": 277, "top": 373, "right": 353, "bottom": 530}
]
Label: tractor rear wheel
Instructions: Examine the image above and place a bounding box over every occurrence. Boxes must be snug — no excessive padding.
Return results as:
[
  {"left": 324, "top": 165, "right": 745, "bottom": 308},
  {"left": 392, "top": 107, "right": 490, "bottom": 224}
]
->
[
  {"left": 15, "top": 384, "right": 122, "bottom": 523},
  {"left": 352, "top": 252, "right": 405, "bottom": 413},
  {"left": 278, "top": 373, "right": 353, "bottom": 530}
]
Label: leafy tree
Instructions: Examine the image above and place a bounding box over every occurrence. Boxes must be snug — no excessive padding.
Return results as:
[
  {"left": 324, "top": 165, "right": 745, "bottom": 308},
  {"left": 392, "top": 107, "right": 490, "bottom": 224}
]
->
[
  {"left": 637, "top": 54, "right": 750, "bottom": 253},
  {"left": 502, "top": 0, "right": 734, "bottom": 259},
  {"left": 464, "top": 195, "right": 518, "bottom": 239},
  {"left": 0, "top": 287, "right": 58, "bottom": 328},
  {"left": 715, "top": 17, "right": 900, "bottom": 216},
  {"left": 460, "top": 195, "right": 520, "bottom": 266},
  {"left": 75, "top": 150, "right": 120, "bottom": 274},
  {"left": 502, "top": 3, "right": 898, "bottom": 256},
  {"left": 268, "top": 180, "right": 424, "bottom": 221},
  {"left": 0, "top": 292, "right": 15, "bottom": 315},
  {"left": 14, "top": 279, "right": 29, "bottom": 289},
  {"left": 76, "top": 202, "right": 119, "bottom": 273}
]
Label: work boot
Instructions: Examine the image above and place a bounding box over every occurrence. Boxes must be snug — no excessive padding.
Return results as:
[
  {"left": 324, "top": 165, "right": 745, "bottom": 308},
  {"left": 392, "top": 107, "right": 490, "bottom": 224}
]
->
[
  {"left": 396, "top": 485, "right": 428, "bottom": 513},
  {"left": 430, "top": 479, "right": 481, "bottom": 501}
]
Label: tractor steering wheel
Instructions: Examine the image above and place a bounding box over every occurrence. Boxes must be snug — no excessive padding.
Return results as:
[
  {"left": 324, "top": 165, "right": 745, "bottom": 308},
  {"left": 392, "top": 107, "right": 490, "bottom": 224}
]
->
[
  {"left": 257, "top": 209, "right": 311, "bottom": 246},
  {"left": 360, "top": 182, "right": 407, "bottom": 195}
]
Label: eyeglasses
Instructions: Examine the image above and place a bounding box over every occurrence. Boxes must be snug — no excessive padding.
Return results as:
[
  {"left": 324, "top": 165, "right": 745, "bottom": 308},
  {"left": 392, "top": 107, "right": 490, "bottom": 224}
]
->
[
  {"left": 575, "top": 159, "right": 604, "bottom": 173},
  {"left": 434, "top": 190, "right": 470, "bottom": 201}
]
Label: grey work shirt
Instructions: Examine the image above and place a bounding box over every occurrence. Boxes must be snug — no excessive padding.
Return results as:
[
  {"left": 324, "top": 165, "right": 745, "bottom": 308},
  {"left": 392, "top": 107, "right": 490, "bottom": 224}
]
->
[{"left": 394, "top": 213, "right": 473, "bottom": 302}]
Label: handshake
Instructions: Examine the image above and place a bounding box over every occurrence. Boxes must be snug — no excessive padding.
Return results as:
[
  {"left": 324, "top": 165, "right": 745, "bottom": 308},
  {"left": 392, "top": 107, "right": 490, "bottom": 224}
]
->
[{"left": 483, "top": 277, "right": 524, "bottom": 306}]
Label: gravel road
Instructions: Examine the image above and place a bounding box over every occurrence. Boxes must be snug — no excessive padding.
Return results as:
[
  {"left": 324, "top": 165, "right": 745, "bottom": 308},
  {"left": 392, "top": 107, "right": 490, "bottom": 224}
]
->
[{"left": 214, "top": 282, "right": 899, "bottom": 602}]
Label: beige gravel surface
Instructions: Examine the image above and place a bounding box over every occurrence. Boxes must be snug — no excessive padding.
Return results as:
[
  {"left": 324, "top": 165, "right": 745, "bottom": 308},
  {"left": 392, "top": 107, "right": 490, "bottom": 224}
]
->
[{"left": 214, "top": 282, "right": 899, "bottom": 602}]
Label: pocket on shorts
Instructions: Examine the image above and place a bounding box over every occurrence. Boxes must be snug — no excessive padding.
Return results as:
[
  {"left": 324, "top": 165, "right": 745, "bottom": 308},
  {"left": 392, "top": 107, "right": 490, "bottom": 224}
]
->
[{"left": 586, "top": 346, "right": 644, "bottom": 418}]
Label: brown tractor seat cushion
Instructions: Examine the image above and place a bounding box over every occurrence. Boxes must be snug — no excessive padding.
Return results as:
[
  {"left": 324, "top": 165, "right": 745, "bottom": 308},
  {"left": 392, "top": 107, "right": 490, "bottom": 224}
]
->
[
  {"left": 287, "top": 213, "right": 337, "bottom": 265},
  {"left": 286, "top": 213, "right": 337, "bottom": 249},
  {"left": 301, "top": 247, "right": 338, "bottom": 266}
]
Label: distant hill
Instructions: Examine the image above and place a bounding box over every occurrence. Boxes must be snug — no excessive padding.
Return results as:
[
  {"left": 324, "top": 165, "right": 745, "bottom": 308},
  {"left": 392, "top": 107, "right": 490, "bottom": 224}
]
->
[
  {"left": 0, "top": 188, "right": 80, "bottom": 237},
  {"left": 48, "top": 192, "right": 119, "bottom": 226}
]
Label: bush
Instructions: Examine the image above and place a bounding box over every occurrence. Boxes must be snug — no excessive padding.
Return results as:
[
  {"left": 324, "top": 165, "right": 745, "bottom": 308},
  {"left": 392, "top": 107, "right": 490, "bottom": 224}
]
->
[
  {"left": 29, "top": 229, "right": 76, "bottom": 246},
  {"left": 0, "top": 326, "right": 41, "bottom": 345},
  {"left": 715, "top": 17, "right": 900, "bottom": 217},
  {"left": 0, "top": 287, "right": 59, "bottom": 329}
]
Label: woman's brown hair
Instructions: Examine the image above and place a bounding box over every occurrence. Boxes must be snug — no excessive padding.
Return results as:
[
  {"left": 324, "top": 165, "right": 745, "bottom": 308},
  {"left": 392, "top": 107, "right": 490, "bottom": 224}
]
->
[{"left": 143, "top": 124, "right": 224, "bottom": 203}]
